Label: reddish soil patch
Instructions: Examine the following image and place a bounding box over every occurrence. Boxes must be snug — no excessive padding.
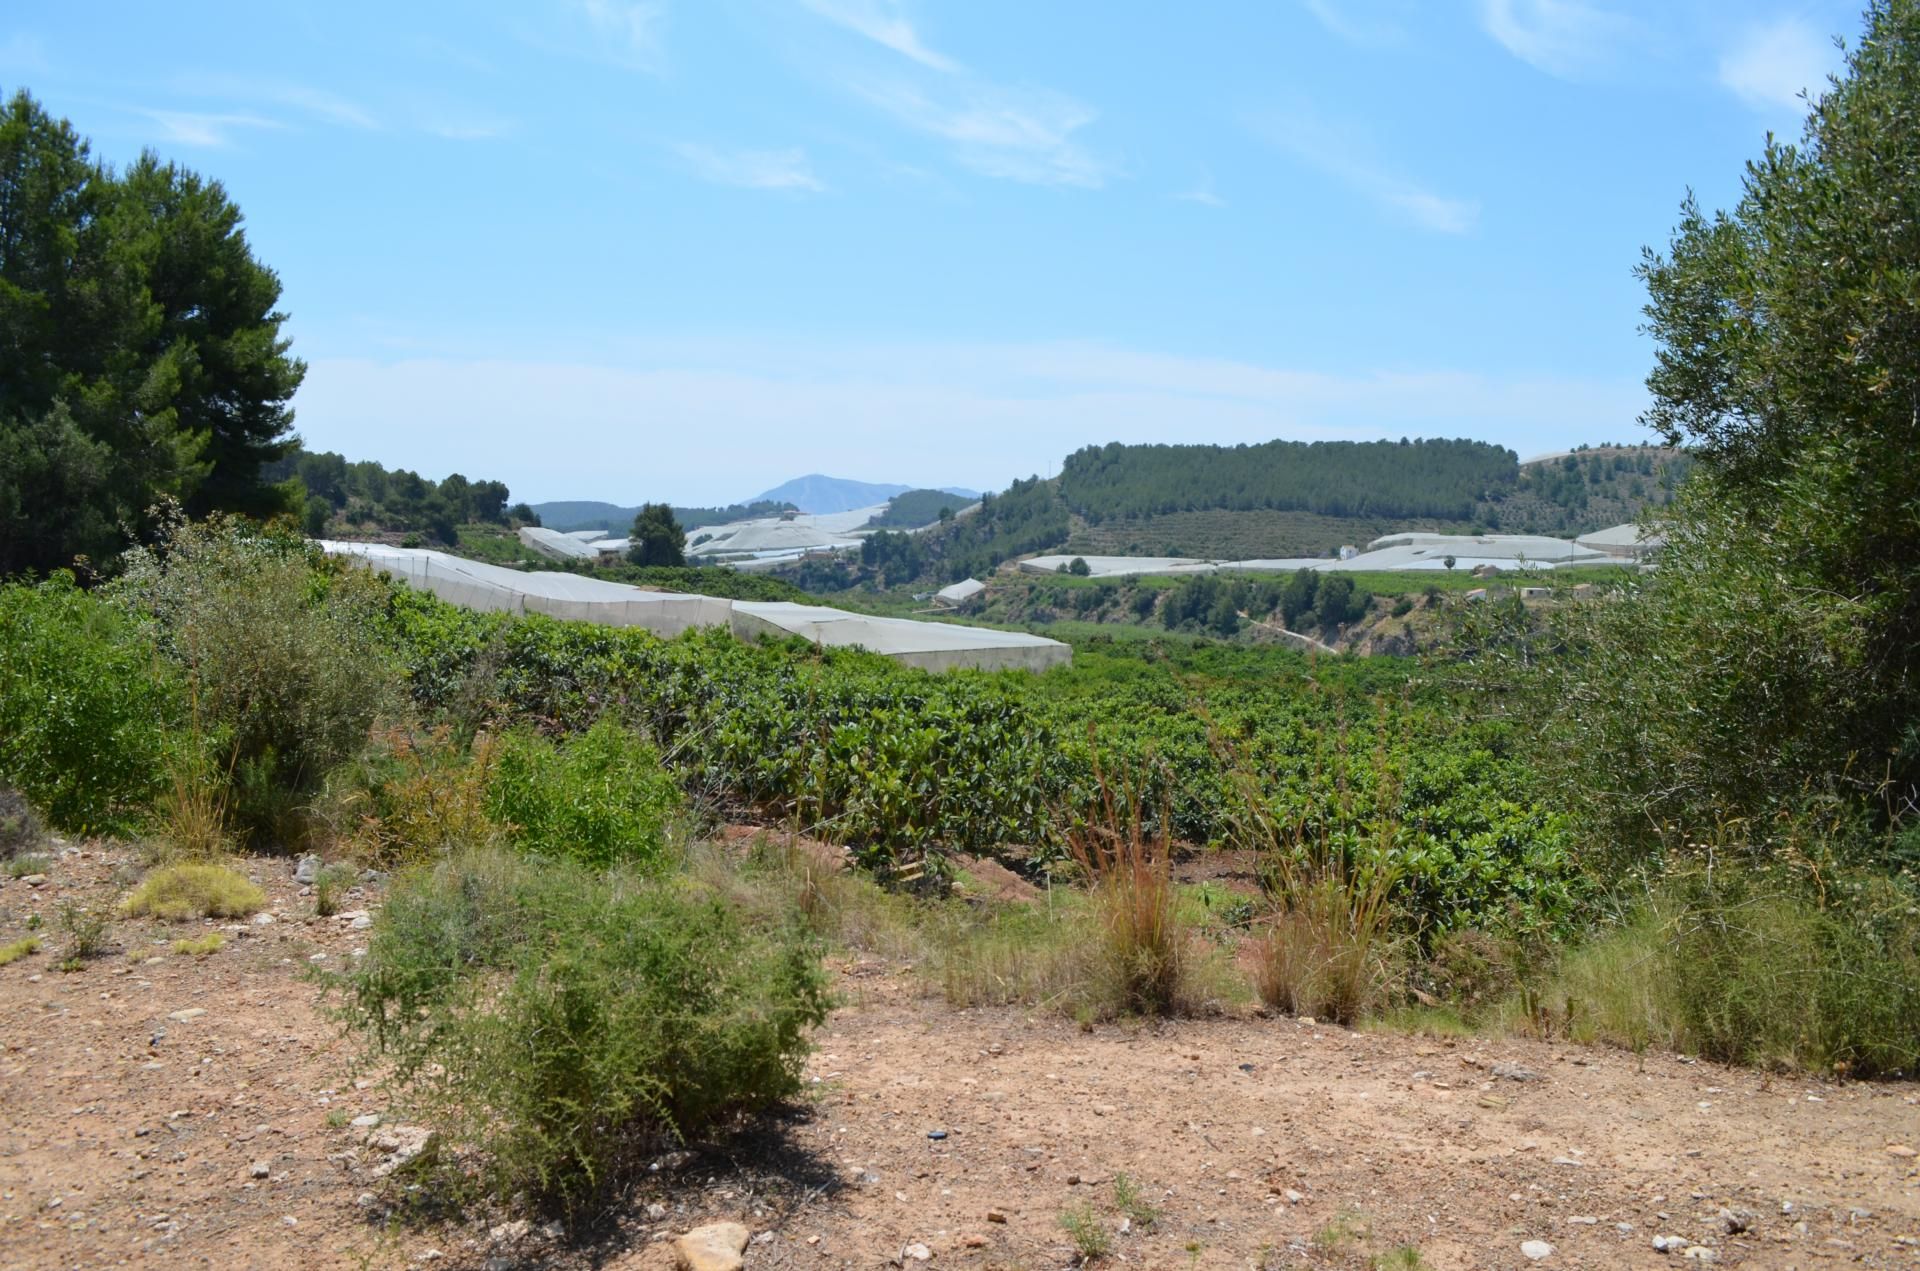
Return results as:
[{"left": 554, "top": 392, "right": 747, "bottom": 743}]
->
[
  {"left": 2, "top": 848, "right": 1916, "bottom": 1270},
  {"left": 1172, "top": 847, "right": 1265, "bottom": 899}
]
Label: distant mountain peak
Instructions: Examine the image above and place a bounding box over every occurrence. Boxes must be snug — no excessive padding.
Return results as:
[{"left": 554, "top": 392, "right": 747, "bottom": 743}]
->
[{"left": 748, "top": 475, "right": 977, "bottom": 515}]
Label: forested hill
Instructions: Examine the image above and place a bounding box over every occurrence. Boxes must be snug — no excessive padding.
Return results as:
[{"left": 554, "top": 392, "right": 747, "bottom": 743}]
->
[
  {"left": 263, "top": 445, "right": 517, "bottom": 543},
  {"left": 1061, "top": 438, "right": 1514, "bottom": 523},
  {"left": 869, "top": 439, "right": 1689, "bottom": 583},
  {"left": 1060, "top": 438, "right": 1690, "bottom": 537}
]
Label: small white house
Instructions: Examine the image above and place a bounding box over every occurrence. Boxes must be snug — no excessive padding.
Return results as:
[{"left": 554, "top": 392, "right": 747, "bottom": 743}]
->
[{"left": 935, "top": 578, "right": 987, "bottom": 608}]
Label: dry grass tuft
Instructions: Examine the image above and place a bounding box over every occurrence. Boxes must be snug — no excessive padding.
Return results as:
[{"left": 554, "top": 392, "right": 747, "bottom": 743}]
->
[
  {"left": 1224, "top": 717, "right": 1403, "bottom": 1026},
  {"left": 123, "top": 863, "right": 265, "bottom": 922},
  {"left": 0, "top": 936, "right": 40, "bottom": 966},
  {"left": 1064, "top": 749, "right": 1198, "bottom": 1017}
]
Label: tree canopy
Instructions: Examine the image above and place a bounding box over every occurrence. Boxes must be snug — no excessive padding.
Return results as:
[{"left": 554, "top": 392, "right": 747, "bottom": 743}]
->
[
  {"left": 260, "top": 444, "right": 513, "bottom": 543},
  {"left": 0, "top": 89, "right": 304, "bottom": 575},
  {"left": 1527, "top": 0, "right": 1920, "bottom": 863},
  {"left": 628, "top": 503, "right": 686, "bottom": 567}
]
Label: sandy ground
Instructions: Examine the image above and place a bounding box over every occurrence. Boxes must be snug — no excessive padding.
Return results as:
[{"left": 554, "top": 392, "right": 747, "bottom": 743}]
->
[{"left": 1, "top": 844, "right": 1917, "bottom": 1271}]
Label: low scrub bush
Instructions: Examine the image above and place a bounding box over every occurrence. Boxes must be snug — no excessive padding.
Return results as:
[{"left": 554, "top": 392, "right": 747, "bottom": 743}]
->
[
  {"left": 1504, "top": 907, "right": 1680, "bottom": 1052},
  {"left": 325, "top": 727, "right": 499, "bottom": 865},
  {"left": 1496, "top": 875, "right": 1920, "bottom": 1076},
  {"left": 313, "top": 863, "right": 357, "bottom": 917},
  {"left": 714, "top": 835, "right": 924, "bottom": 962},
  {"left": 484, "top": 719, "right": 681, "bottom": 868},
  {"left": 122, "top": 863, "right": 265, "bottom": 921},
  {"left": 0, "top": 576, "right": 179, "bottom": 833},
  {"left": 111, "top": 515, "right": 395, "bottom": 846},
  {"left": 57, "top": 899, "right": 113, "bottom": 967},
  {"left": 1421, "top": 929, "right": 1521, "bottom": 1019},
  {"left": 335, "top": 848, "right": 831, "bottom": 1210},
  {"left": 6, "top": 853, "right": 51, "bottom": 879}
]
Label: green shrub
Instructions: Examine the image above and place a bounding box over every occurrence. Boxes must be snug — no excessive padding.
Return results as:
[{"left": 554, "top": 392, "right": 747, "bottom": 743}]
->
[
  {"left": 1665, "top": 874, "right": 1920, "bottom": 1077},
  {"left": 122, "top": 863, "right": 265, "bottom": 921},
  {"left": 313, "top": 863, "right": 357, "bottom": 917},
  {"left": 484, "top": 719, "right": 681, "bottom": 868},
  {"left": 1423, "top": 929, "right": 1520, "bottom": 1017},
  {"left": 0, "top": 576, "right": 179, "bottom": 833},
  {"left": 110, "top": 515, "right": 395, "bottom": 846},
  {"left": 336, "top": 849, "right": 832, "bottom": 1210},
  {"left": 57, "top": 898, "right": 113, "bottom": 966},
  {"left": 322, "top": 726, "right": 500, "bottom": 865},
  {"left": 1059, "top": 1202, "right": 1111, "bottom": 1260}
]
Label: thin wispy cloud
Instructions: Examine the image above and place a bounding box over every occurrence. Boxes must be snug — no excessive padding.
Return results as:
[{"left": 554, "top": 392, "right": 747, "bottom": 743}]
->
[
  {"left": 137, "top": 108, "right": 282, "bottom": 148},
  {"left": 855, "top": 79, "right": 1112, "bottom": 188},
  {"left": 1718, "top": 17, "right": 1835, "bottom": 112},
  {"left": 1299, "top": 0, "right": 1406, "bottom": 47},
  {"left": 799, "top": 0, "right": 958, "bottom": 73},
  {"left": 1253, "top": 110, "right": 1476, "bottom": 234},
  {"left": 1477, "top": 0, "right": 1633, "bottom": 79},
  {"left": 678, "top": 143, "right": 826, "bottom": 192},
  {"left": 802, "top": 0, "right": 1111, "bottom": 189},
  {"left": 178, "top": 75, "right": 379, "bottom": 129},
  {"left": 572, "top": 0, "right": 668, "bottom": 72},
  {"left": 419, "top": 112, "right": 517, "bottom": 141},
  {"left": 1174, "top": 169, "right": 1224, "bottom": 207}
]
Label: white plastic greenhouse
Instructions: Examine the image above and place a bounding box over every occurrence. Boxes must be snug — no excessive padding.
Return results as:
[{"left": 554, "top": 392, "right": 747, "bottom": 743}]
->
[
  {"left": 320, "top": 542, "right": 1068, "bottom": 673},
  {"left": 1017, "top": 525, "right": 1653, "bottom": 580}
]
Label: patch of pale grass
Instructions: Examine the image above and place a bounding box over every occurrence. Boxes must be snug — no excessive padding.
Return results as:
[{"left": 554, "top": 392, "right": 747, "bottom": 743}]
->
[
  {"left": 0, "top": 936, "right": 40, "bottom": 966},
  {"left": 1491, "top": 908, "right": 1681, "bottom": 1053},
  {"left": 123, "top": 863, "right": 264, "bottom": 922}
]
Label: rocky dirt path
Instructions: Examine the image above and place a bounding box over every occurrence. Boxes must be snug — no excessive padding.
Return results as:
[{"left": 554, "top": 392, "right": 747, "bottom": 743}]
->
[{"left": 1, "top": 849, "right": 1916, "bottom": 1270}]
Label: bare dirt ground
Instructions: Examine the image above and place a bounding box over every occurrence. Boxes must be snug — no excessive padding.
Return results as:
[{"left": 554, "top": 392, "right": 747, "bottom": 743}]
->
[{"left": 2, "top": 844, "right": 1917, "bottom": 1271}]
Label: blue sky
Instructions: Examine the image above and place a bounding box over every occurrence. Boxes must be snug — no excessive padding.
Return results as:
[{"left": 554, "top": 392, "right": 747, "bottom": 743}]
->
[{"left": 1, "top": 1, "right": 1857, "bottom": 505}]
